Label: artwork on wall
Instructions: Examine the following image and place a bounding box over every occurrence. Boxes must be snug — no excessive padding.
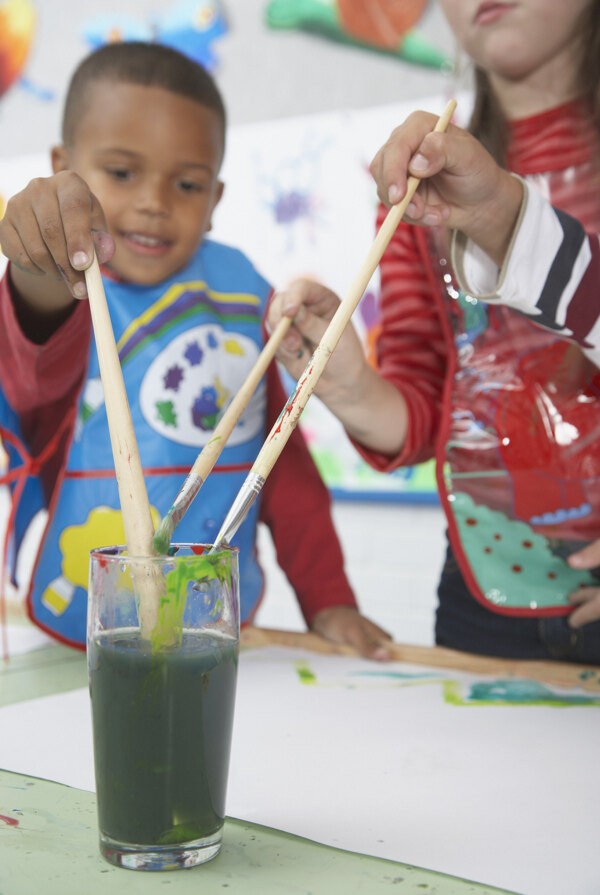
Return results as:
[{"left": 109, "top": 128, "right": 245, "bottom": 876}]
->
[
  {"left": 0, "top": 0, "right": 36, "bottom": 101},
  {"left": 0, "top": 0, "right": 55, "bottom": 106},
  {"left": 82, "top": 0, "right": 228, "bottom": 72},
  {"left": 265, "top": 0, "right": 449, "bottom": 68}
]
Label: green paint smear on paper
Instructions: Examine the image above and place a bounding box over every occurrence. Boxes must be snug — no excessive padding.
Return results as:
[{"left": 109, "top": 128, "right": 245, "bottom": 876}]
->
[
  {"left": 294, "top": 662, "right": 600, "bottom": 707},
  {"left": 443, "top": 679, "right": 600, "bottom": 707},
  {"left": 150, "top": 552, "right": 233, "bottom": 653},
  {"left": 296, "top": 662, "right": 317, "bottom": 684},
  {"left": 352, "top": 671, "right": 440, "bottom": 681}
]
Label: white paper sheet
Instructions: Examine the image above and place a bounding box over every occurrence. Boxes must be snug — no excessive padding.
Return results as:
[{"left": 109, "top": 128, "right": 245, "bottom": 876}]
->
[
  {"left": 0, "top": 646, "right": 598, "bottom": 895},
  {"left": 3, "top": 623, "right": 55, "bottom": 657}
]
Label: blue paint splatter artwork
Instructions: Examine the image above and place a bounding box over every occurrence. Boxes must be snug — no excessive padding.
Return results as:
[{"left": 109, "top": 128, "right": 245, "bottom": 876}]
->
[{"left": 82, "top": 0, "right": 228, "bottom": 72}]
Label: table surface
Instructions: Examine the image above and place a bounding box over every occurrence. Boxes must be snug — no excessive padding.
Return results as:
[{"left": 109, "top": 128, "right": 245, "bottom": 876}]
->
[{"left": 5, "top": 624, "right": 589, "bottom": 895}]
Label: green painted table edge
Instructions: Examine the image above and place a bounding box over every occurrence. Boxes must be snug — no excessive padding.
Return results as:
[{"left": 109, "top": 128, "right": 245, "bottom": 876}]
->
[{"left": 0, "top": 643, "right": 520, "bottom": 895}]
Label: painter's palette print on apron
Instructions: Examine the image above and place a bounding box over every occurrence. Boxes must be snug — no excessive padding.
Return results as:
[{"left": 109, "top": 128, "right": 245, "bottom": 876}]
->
[{"left": 139, "top": 325, "right": 263, "bottom": 447}]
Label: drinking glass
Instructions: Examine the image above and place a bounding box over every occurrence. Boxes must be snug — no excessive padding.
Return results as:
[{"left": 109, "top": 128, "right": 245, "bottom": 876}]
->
[{"left": 87, "top": 543, "right": 239, "bottom": 871}]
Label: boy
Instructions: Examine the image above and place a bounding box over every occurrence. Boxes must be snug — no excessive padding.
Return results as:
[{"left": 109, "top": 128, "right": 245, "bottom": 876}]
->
[{"left": 0, "top": 42, "right": 391, "bottom": 658}]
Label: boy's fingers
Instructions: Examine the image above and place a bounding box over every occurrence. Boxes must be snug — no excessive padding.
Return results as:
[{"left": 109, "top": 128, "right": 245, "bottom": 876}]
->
[
  {"left": 57, "top": 180, "right": 105, "bottom": 271},
  {"left": 27, "top": 185, "right": 89, "bottom": 297},
  {"left": 17, "top": 203, "right": 67, "bottom": 278},
  {"left": 347, "top": 623, "right": 394, "bottom": 662},
  {"left": 92, "top": 229, "right": 116, "bottom": 265},
  {"left": 0, "top": 213, "right": 48, "bottom": 276},
  {"left": 311, "top": 606, "right": 393, "bottom": 661}
]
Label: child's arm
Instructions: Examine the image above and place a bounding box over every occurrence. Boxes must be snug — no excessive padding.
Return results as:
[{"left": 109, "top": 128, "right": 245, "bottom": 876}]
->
[
  {"left": 259, "top": 361, "right": 393, "bottom": 660},
  {"left": 0, "top": 172, "right": 113, "bottom": 342},
  {"left": 452, "top": 181, "right": 600, "bottom": 365},
  {"left": 0, "top": 268, "right": 91, "bottom": 502}
]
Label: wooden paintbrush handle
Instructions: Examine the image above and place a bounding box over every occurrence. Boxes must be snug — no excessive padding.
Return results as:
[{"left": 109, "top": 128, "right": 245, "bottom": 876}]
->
[
  {"left": 190, "top": 315, "right": 292, "bottom": 483},
  {"left": 251, "top": 99, "right": 457, "bottom": 481},
  {"left": 85, "top": 255, "right": 158, "bottom": 634},
  {"left": 241, "top": 627, "right": 600, "bottom": 693}
]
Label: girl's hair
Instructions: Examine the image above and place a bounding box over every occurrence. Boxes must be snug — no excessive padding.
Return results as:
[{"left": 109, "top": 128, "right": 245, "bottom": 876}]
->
[
  {"left": 62, "top": 41, "right": 226, "bottom": 147},
  {"left": 468, "top": 0, "right": 600, "bottom": 165}
]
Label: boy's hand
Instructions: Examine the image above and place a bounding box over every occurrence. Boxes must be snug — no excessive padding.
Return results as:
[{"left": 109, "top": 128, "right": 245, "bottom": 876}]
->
[
  {"left": 0, "top": 171, "right": 114, "bottom": 310},
  {"left": 310, "top": 605, "right": 394, "bottom": 661},
  {"left": 567, "top": 539, "right": 600, "bottom": 627},
  {"left": 369, "top": 111, "right": 523, "bottom": 266}
]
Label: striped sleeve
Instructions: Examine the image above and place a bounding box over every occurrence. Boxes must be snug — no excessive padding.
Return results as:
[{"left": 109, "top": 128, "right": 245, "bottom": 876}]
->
[{"left": 452, "top": 179, "right": 600, "bottom": 365}]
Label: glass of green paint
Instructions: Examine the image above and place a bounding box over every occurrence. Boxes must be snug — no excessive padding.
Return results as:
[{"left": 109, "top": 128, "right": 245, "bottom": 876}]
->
[{"left": 87, "top": 543, "right": 239, "bottom": 871}]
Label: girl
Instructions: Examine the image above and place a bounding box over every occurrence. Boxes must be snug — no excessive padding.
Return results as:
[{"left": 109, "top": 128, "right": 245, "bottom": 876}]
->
[{"left": 268, "top": 0, "right": 600, "bottom": 662}]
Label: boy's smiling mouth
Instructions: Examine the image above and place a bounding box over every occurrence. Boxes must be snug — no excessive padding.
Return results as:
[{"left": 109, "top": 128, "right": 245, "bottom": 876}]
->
[{"left": 121, "top": 231, "right": 172, "bottom": 256}]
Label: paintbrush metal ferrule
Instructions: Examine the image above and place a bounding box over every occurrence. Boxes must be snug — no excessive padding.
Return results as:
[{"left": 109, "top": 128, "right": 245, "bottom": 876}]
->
[
  {"left": 167, "top": 472, "right": 205, "bottom": 529},
  {"left": 211, "top": 472, "right": 265, "bottom": 552},
  {"left": 152, "top": 472, "right": 205, "bottom": 553}
]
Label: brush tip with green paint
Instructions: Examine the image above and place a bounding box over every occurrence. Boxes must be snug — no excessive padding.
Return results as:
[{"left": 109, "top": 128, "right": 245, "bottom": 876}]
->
[{"left": 152, "top": 513, "right": 175, "bottom": 555}]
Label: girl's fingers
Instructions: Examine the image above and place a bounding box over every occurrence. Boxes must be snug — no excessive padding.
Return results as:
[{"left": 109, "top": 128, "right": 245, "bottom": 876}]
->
[
  {"left": 567, "top": 586, "right": 600, "bottom": 628},
  {"left": 289, "top": 305, "right": 331, "bottom": 350},
  {"left": 568, "top": 539, "right": 600, "bottom": 569},
  {"left": 370, "top": 111, "right": 441, "bottom": 207}
]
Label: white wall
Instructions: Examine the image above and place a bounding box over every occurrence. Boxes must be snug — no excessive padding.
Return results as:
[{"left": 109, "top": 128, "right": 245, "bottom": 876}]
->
[{"left": 255, "top": 502, "right": 446, "bottom": 646}]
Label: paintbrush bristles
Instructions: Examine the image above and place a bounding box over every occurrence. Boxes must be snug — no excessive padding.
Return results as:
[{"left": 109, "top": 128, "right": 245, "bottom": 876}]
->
[{"left": 153, "top": 514, "right": 175, "bottom": 556}]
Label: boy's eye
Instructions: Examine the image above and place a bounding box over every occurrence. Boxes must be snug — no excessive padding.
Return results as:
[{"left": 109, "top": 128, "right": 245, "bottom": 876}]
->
[
  {"left": 178, "top": 180, "right": 204, "bottom": 193},
  {"left": 107, "top": 168, "right": 132, "bottom": 181}
]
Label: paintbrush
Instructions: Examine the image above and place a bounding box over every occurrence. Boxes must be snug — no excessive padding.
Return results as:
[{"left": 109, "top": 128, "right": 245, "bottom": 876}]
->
[
  {"left": 211, "top": 99, "right": 457, "bottom": 552},
  {"left": 85, "top": 254, "right": 161, "bottom": 639},
  {"left": 152, "top": 315, "right": 293, "bottom": 554}
]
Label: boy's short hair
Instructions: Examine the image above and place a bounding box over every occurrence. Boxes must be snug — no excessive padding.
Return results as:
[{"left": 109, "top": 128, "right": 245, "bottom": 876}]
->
[{"left": 62, "top": 41, "right": 226, "bottom": 147}]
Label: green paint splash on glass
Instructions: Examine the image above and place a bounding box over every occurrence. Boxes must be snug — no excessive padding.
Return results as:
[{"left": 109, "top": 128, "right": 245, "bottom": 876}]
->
[{"left": 150, "top": 552, "right": 232, "bottom": 652}]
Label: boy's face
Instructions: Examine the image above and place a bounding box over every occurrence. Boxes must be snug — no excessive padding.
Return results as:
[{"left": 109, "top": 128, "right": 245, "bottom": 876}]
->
[{"left": 52, "top": 81, "right": 224, "bottom": 285}]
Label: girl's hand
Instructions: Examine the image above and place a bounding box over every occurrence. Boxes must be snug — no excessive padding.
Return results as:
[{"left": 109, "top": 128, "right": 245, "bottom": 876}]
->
[
  {"left": 310, "top": 605, "right": 394, "bottom": 661},
  {"left": 369, "top": 111, "right": 523, "bottom": 265},
  {"left": 267, "top": 278, "right": 369, "bottom": 404},
  {"left": 567, "top": 540, "right": 600, "bottom": 627},
  {"left": 267, "top": 277, "right": 409, "bottom": 455},
  {"left": 0, "top": 171, "right": 114, "bottom": 309}
]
